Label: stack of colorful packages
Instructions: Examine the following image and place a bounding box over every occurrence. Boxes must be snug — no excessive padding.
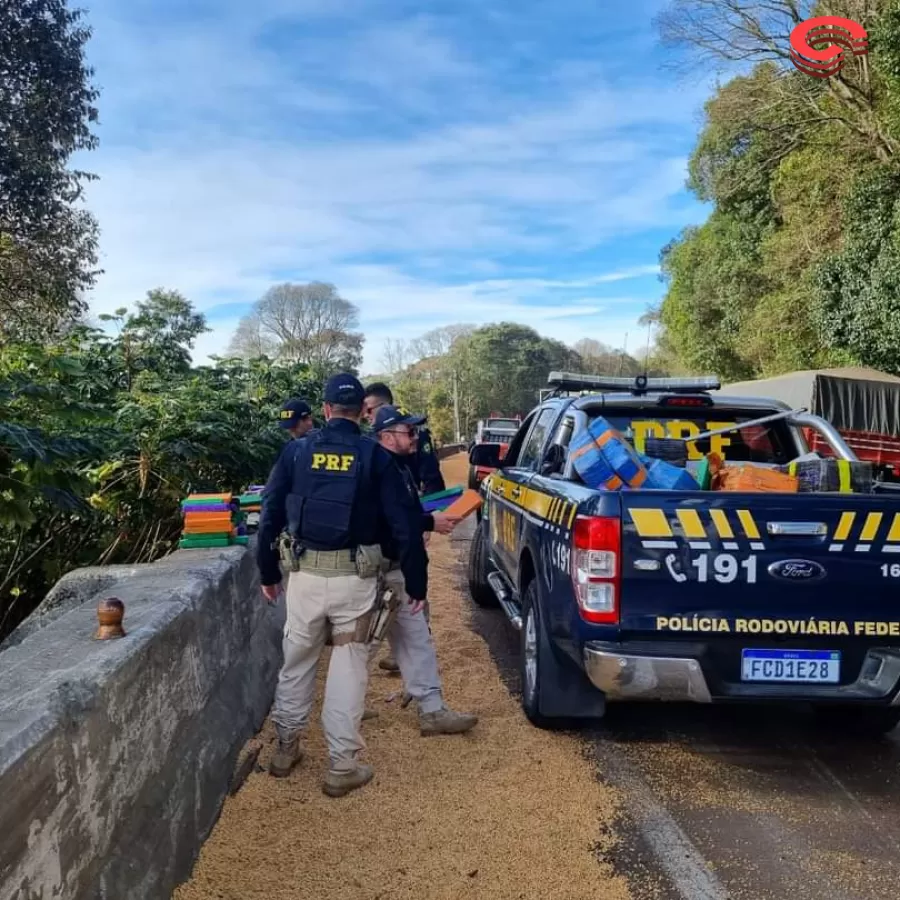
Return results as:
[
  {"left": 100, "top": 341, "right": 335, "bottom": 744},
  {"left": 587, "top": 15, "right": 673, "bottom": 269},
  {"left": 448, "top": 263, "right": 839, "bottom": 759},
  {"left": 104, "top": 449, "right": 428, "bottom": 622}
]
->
[
  {"left": 179, "top": 493, "right": 249, "bottom": 549},
  {"left": 421, "top": 484, "right": 482, "bottom": 519},
  {"left": 421, "top": 485, "right": 464, "bottom": 513},
  {"left": 237, "top": 484, "right": 266, "bottom": 530}
]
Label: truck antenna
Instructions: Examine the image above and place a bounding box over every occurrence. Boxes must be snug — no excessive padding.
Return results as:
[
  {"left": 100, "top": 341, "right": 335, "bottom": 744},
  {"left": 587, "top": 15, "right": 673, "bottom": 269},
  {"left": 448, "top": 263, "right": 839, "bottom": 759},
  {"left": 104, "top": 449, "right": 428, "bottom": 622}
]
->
[{"left": 643, "top": 320, "right": 652, "bottom": 380}]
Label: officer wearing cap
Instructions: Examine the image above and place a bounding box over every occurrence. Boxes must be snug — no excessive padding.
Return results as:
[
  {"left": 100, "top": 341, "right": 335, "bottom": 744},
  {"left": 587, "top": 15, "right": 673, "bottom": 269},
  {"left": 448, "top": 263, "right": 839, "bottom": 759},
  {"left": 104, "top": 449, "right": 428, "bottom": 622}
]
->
[
  {"left": 363, "top": 383, "right": 444, "bottom": 675},
  {"left": 276, "top": 398, "right": 315, "bottom": 569},
  {"left": 279, "top": 398, "right": 314, "bottom": 440},
  {"left": 364, "top": 382, "right": 445, "bottom": 495},
  {"left": 370, "top": 405, "right": 478, "bottom": 736},
  {"left": 257, "top": 373, "right": 426, "bottom": 798}
]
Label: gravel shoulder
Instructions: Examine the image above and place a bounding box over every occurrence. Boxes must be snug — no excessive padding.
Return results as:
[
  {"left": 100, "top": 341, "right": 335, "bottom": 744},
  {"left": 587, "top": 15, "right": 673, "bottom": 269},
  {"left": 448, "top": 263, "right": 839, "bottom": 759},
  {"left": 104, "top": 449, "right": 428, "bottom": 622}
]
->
[{"left": 174, "top": 454, "right": 631, "bottom": 900}]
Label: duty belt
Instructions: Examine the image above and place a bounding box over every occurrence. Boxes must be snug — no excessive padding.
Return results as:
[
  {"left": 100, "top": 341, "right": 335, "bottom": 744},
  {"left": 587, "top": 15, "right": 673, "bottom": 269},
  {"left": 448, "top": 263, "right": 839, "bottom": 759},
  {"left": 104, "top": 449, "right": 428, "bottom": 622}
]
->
[{"left": 296, "top": 548, "right": 358, "bottom": 574}]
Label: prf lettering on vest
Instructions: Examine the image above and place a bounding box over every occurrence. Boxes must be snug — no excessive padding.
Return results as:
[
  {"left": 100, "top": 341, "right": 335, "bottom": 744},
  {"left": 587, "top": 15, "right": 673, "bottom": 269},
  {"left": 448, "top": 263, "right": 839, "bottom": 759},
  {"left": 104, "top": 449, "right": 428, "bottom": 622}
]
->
[{"left": 310, "top": 452, "right": 356, "bottom": 472}]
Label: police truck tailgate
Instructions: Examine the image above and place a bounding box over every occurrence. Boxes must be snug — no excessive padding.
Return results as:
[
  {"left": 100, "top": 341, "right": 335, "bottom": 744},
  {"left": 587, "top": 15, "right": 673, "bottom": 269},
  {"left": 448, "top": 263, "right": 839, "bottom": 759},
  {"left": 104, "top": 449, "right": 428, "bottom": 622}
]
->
[{"left": 620, "top": 491, "right": 900, "bottom": 695}]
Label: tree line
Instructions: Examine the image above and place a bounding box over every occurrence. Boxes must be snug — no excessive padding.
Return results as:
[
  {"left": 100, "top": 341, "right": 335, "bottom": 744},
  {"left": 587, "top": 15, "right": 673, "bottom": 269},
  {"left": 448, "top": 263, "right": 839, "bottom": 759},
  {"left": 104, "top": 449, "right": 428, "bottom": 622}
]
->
[
  {"left": 370, "top": 327, "right": 654, "bottom": 443},
  {"left": 650, "top": 0, "right": 900, "bottom": 380}
]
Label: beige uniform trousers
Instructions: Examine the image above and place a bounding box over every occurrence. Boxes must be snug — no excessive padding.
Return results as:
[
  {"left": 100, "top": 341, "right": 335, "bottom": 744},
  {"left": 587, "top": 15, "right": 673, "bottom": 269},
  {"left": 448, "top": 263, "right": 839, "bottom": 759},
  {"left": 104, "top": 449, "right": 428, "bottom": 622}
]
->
[
  {"left": 367, "top": 568, "right": 443, "bottom": 714},
  {"left": 273, "top": 569, "right": 377, "bottom": 773}
]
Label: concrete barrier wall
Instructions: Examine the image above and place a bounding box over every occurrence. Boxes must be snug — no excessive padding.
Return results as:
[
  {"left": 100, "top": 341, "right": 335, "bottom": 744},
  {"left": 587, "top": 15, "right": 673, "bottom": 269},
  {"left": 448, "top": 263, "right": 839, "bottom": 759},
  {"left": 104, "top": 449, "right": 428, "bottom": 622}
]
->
[{"left": 0, "top": 542, "right": 282, "bottom": 900}]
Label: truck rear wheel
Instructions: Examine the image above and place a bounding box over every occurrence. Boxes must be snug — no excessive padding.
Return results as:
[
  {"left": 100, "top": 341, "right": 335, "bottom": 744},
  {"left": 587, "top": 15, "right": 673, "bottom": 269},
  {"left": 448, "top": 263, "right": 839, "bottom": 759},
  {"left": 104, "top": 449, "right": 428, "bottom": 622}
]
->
[
  {"left": 520, "top": 580, "right": 567, "bottom": 730},
  {"left": 814, "top": 706, "right": 900, "bottom": 737},
  {"left": 468, "top": 520, "right": 499, "bottom": 609},
  {"left": 468, "top": 464, "right": 480, "bottom": 490}
]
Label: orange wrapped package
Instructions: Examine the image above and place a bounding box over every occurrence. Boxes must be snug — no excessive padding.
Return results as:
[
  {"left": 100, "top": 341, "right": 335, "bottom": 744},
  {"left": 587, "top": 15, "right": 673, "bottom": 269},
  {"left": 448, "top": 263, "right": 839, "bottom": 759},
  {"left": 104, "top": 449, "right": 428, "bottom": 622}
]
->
[
  {"left": 442, "top": 489, "right": 483, "bottom": 520},
  {"left": 713, "top": 465, "right": 799, "bottom": 493}
]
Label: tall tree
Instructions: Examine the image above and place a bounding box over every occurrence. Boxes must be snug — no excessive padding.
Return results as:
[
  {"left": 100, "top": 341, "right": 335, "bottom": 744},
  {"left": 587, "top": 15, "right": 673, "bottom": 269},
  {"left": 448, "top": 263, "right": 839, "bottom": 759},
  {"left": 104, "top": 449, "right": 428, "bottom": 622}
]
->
[
  {"left": 98, "top": 290, "right": 209, "bottom": 388},
  {"left": 227, "top": 282, "right": 364, "bottom": 375},
  {"left": 0, "top": 0, "right": 101, "bottom": 337},
  {"left": 571, "top": 338, "right": 643, "bottom": 376},
  {"left": 656, "top": 0, "right": 899, "bottom": 161}
]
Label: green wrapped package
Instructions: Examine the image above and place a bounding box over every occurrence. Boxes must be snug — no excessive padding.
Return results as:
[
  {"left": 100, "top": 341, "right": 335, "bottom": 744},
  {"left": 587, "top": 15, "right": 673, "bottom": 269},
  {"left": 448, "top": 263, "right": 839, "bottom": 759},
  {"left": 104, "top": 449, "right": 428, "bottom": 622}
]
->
[
  {"left": 232, "top": 535, "right": 249, "bottom": 546},
  {"left": 695, "top": 457, "right": 713, "bottom": 491},
  {"left": 421, "top": 485, "right": 464, "bottom": 503},
  {"left": 179, "top": 535, "right": 231, "bottom": 549}
]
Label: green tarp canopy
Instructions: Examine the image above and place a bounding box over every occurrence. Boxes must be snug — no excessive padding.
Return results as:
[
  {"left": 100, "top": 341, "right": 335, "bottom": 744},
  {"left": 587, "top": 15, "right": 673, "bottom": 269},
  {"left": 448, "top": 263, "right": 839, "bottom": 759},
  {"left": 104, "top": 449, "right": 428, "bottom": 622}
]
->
[{"left": 715, "top": 367, "right": 900, "bottom": 438}]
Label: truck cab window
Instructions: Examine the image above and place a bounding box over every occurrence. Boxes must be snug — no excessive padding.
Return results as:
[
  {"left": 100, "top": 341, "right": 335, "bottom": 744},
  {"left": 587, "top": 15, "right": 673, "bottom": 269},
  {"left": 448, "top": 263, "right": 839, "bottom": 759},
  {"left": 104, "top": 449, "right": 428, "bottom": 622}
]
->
[
  {"left": 499, "top": 412, "right": 536, "bottom": 467},
  {"left": 519, "top": 408, "right": 558, "bottom": 471}
]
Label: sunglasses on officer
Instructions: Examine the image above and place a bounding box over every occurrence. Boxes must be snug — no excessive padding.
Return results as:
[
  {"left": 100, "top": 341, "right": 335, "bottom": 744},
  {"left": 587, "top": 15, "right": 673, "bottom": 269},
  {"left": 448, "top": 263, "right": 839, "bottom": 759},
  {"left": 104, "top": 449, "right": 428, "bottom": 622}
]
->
[
  {"left": 363, "top": 397, "right": 386, "bottom": 423},
  {"left": 384, "top": 425, "right": 419, "bottom": 438}
]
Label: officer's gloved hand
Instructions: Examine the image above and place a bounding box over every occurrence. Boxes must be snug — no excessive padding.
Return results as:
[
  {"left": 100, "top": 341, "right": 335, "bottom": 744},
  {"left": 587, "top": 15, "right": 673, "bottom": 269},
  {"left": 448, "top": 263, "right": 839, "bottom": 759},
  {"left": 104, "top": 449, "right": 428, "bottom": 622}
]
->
[{"left": 408, "top": 598, "right": 425, "bottom": 615}]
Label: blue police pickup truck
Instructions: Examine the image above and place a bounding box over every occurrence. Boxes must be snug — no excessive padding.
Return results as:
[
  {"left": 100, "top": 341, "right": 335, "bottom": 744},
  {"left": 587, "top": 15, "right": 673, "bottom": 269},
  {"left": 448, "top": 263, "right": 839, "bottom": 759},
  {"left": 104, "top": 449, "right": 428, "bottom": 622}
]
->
[{"left": 467, "top": 372, "right": 900, "bottom": 735}]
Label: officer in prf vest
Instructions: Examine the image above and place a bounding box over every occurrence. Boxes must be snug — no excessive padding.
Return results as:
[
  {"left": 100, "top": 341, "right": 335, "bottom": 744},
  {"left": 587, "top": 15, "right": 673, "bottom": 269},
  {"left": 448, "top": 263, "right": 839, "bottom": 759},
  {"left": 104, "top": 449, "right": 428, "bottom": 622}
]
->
[
  {"left": 257, "top": 373, "right": 427, "bottom": 798},
  {"left": 371, "top": 404, "right": 478, "bottom": 736}
]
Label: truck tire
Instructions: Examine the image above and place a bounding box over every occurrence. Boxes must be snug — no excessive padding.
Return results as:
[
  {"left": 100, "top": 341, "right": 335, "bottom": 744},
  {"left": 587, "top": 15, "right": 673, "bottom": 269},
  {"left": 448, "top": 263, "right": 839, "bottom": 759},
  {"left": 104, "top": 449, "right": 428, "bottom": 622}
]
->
[
  {"left": 468, "top": 520, "right": 499, "bottom": 609},
  {"left": 814, "top": 706, "right": 900, "bottom": 737},
  {"left": 468, "top": 464, "right": 479, "bottom": 490},
  {"left": 520, "top": 579, "right": 568, "bottom": 730}
]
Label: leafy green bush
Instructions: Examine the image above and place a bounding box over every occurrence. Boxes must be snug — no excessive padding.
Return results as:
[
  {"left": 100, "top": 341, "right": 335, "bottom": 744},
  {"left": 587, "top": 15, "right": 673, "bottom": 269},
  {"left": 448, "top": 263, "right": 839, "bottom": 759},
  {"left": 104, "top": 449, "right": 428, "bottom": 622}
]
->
[{"left": 0, "top": 304, "right": 322, "bottom": 641}]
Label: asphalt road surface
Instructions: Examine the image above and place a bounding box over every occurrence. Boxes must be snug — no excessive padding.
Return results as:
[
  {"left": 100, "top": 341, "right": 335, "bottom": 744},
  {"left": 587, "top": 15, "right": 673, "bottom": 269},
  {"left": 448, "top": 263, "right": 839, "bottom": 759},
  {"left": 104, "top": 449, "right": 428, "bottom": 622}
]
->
[{"left": 451, "top": 516, "right": 900, "bottom": 900}]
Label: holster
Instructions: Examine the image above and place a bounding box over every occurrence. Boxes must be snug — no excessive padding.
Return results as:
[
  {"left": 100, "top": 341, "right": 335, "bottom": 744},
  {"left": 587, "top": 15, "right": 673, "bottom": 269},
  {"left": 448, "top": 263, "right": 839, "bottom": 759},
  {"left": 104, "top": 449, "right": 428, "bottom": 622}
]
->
[
  {"left": 279, "top": 535, "right": 299, "bottom": 572},
  {"left": 355, "top": 543, "right": 384, "bottom": 579},
  {"left": 365, "top": 586, "right": 400, "bottom": 644}
]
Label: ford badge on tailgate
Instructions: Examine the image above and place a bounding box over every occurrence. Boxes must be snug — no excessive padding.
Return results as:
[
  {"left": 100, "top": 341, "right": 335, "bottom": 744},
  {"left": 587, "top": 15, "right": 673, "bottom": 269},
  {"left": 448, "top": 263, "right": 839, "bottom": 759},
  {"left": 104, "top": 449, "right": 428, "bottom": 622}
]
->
[{"left": 768, "top": 559, "right": 826, "bottom": 581}]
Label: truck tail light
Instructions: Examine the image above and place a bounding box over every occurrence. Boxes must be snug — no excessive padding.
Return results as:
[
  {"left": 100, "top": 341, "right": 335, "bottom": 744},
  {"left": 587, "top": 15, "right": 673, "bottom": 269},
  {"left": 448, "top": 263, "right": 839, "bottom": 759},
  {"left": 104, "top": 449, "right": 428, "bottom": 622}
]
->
[{"left": 571, "top": 516, "right": 621, "bottom": 624}]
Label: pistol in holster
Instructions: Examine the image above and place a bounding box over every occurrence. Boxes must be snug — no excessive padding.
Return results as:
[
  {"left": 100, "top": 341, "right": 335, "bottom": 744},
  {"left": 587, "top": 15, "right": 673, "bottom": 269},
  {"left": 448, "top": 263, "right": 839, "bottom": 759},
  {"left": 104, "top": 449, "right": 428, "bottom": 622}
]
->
[
  {"left": 366, "top": 584, "right": 400, "bottom": 645},
  {"left": 278, "top": 534, "right": 300, "bottom": 572}
]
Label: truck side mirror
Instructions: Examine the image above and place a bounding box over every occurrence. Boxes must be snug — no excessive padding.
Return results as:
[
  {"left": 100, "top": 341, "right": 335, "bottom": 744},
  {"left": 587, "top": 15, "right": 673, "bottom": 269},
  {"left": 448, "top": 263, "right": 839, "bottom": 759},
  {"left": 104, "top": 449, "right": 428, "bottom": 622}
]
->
[{"left": 470, "top": 443, "right": 502, "bottom": 468}]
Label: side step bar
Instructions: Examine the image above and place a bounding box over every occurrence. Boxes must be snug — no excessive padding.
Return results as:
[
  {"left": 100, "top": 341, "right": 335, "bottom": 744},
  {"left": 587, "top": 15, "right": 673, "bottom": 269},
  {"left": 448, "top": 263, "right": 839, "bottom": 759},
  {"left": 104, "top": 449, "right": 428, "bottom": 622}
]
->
[{"left": 487, "top": 571, "right": 523, "bottom": 630}]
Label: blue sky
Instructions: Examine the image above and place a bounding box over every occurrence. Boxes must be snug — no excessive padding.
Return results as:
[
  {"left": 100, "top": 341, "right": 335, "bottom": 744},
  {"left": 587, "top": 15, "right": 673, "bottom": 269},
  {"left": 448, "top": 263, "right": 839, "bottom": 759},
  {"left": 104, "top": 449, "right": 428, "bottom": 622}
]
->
[{"left": 78, "top": 0, "right": 713, "bottom": 375}]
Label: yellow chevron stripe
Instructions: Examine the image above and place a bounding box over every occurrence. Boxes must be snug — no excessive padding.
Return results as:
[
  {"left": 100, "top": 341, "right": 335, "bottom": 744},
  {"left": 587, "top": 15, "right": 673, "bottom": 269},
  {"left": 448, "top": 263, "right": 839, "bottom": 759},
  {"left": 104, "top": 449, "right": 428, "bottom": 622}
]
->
[
  {"left": 736, "top": 509, "right": 760, "bottom": 540},
  {"left": 676, "top": 508, "right": 706, "bottom": 540},
  {"left": 548, "top": 496, "right": 558, "bottom": 521},
  {"left": 559, "top": 501, "right": 570, "bottom": 525},
  {"left": 630, "top": 508, "right": 674, "bottom": 538},
  {"left": 887, "top": 513, "right": 900, "bottom": 543},
  {"left": 710, "top": 509, "right": 734, "bottom": 540},
  {"left": 567, "top": 503, "right": 577, "bottom": 529},
  {"left": 861, "top": 512, "right": 884, "bottom": 542},
  {"left": 834, "top": 511, "right": 856, "bottom": 541}
]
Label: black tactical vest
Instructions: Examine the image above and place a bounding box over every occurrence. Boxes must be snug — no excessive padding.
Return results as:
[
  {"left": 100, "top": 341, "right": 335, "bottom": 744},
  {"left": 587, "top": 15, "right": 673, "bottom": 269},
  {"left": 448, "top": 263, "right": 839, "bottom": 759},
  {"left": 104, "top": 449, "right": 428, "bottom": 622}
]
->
[{"left": 287, "top": 427, "right": 377, "bottom": 551}]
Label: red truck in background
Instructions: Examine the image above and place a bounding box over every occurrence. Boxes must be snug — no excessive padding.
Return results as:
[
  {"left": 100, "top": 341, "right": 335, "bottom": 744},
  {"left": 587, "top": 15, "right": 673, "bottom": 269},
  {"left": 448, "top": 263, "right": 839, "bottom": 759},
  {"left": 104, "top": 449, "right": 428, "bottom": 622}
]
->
[{"left": 717, "top": 368, "right": 900, "bottom": 484}]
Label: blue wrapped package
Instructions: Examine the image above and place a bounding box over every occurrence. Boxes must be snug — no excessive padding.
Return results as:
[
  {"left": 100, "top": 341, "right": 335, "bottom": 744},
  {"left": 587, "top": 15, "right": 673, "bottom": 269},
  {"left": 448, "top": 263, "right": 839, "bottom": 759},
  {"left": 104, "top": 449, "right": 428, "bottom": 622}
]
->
[
  {"left": 641, "top": 455, "right": 699, "bottom": 491},
  {"left": 569, "top": 416, "right": 649, "bottom": 491}
]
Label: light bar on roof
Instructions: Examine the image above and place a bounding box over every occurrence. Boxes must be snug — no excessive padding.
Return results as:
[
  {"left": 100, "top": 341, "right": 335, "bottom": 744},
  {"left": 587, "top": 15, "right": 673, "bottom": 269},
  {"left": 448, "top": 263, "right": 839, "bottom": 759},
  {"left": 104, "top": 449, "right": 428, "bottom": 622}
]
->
[{"left": 547, "top": 371, "right": 722, "bottom": 394}]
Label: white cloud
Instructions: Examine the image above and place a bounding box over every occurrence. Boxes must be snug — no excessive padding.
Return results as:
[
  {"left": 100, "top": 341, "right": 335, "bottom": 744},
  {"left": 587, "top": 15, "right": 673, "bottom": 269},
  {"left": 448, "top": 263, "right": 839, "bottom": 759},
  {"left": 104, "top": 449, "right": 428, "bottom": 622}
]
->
[{"left": 78, "top": 0, "right": 710, "bottom": 375}]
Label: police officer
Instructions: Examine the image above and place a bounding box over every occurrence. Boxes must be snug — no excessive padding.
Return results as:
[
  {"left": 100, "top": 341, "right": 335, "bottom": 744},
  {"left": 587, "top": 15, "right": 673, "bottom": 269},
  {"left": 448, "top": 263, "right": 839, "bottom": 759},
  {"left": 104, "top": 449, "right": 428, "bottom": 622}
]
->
[
  {"left": 370, "top": 404, "right": 478, "bottom": 735},
  {"left": 363, "top": 383, "right": 444, "bottom": 674},
  {"left": 257, "top": 373, "right": 427, "bottom": 798},
  {"left": 364, "top": 383, "right": 445, "bottom": 495},
  {"left": 279, "top": 397, "right": 314, "bottom": 440},
  {"left": 276, "top": 398, "right": 315, "bottom": 570}
]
